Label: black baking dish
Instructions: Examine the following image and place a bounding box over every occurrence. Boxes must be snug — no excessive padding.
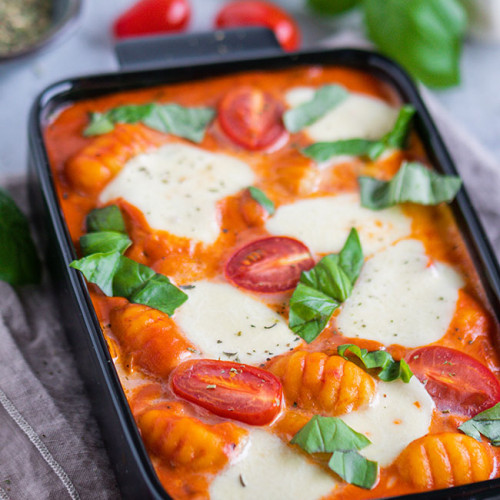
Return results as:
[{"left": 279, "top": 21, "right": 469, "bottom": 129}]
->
[{"left": 27, "top": 28, "right": 500, "bottom": 500}]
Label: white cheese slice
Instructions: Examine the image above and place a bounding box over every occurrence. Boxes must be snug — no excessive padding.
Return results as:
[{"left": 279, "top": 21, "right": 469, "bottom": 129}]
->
[
  {"left": 341, "top": 377, "right": 434, "bottom": 467},
  {"left": 174, "top": 281, "right": 301, "bottom": 364},
  {"left": 210, "top": 429, "right": 337, "bottom": 500},
  {"left": 99, "top": 143, "right": 255, "bottom": 244},
  {"left": 265, "top": 194, "right": 411, "bottom": 255},
  {"left": 285, "top": 87, "right": 399, "bottom": 143},
  {"left": 337, "top": 239, "right": 463, "bottom": 347}
]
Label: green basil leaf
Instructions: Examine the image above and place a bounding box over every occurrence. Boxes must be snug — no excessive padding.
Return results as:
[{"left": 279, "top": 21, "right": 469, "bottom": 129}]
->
[
  {"left": 111, "top": 257, "right": 155, "bottom": 298},
  {"left": 308, "top": 0, "right": 361, "bottom": 16},
  {"left": 303, "top": 139, "right": 377, "bottom": 162},
  {"left": 291, "top": 415, "right": 371, "bottom": 453},
  {"left": 329, "top": 450, "right": 378, "bottom": 489},
  {"left": 248, "top": 186, "right": 275, "bottom": 215},
  {"left": 288, "top": 283, "right": 340, "bottom": 343},
  {"left": 80, "top": 231, "right": 131, "bottom": 256},
  {"left": 86, "top": 205, "right": 127, "bottom": 234},
  {"left": 289, "top": 228, "right": 363, "bottom": 343},
  {"left": 338, "top": 344, "right": 413, "bottom": 383},
  {"left": 0, "top": 188, "right": 41, "bottom": 286},
  {"left": 70, "top": 251, "right": 121, "bottom": 296},
  {"left": 283, "top": 85, "right": 349, "bottom": 133},
  {"left": 359, "top": 161, "right": 462, "bottom": 210},
  {"left": 363, "top": 0, "right": 467, "bottom": 88},
  {"left": 376, "top": 105, "right": 416, "bottom": 156},
  {"left": 459, "top": 403, "right": 500, "bottom": 446},
  {"left": 130, "top": 273, "right": 188, "bottom": 316},
  {"left": 84, "top": 103, "right": 215, "bottom": 143}
]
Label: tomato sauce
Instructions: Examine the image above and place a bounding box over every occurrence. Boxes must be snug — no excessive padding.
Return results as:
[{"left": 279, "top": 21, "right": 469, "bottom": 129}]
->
[{"left": 44, "top": 65, "right": 500, "bottom": 499}]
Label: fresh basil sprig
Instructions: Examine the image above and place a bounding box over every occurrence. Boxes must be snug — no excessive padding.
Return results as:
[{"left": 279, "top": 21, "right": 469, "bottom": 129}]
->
[
  {"left": 291, "top": 415, "right": 378, "bottom": 489},
  {"left": 70, "top": 206, "right": 187, "bottom": 315},
  {"left": 364, "top": 0, "right": 467, "bottom": 88},
  {"left": 84, "top": 103, "right": 215, "bottom": 143},
  {"left": 283, "top": 85, "right": 349, "bottom": 133},
  {"left": 302, "top": 105, "right": 415, "bottom": 162},
  {"left": 289, "top": 228, "right": 363, "bottom": 343},
  {"left": 0, "top": 188, "right": 41, "bottom": 286},
  {"left": 459, "top": 403, "right": 500, "bottom": 446},
  {"left": 359, "top": 161, "right": 462, "bottom": 210},
  {"left": 248, "top": 186, "right": 275, "bottom": 215},
  {"left": 337, "top": 344, "right": 413, "bottom": 383}
]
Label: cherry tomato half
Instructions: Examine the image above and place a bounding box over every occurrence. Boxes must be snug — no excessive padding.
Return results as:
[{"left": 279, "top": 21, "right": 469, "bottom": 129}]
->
[
  {"left": 113, "top": 0, "right": 190, "bottom": 39},
  {"left": 215, "top": 1, "right": 301, "bottom": 52},
  {"left": 225, "top": 236, "right": 315, "bottom": 293},
  {"left": 218, "top": 86, "right": 286, "bottom": 150},
  {"left": 407, "top": 346, "right": 500, "bottom": 417},
  {"left": 171, "top": 359, "right": 283, "bottom": 425}
]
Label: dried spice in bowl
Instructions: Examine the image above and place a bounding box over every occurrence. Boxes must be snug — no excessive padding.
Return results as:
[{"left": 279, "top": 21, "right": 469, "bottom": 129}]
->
[{"left": 0, "top": 0, "right": 53, "bottom": 55}]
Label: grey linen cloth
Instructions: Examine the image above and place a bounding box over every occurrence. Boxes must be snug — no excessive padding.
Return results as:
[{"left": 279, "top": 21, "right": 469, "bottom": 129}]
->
[{"left": 0, "top": 38, "right": 499, "bottom": 500}]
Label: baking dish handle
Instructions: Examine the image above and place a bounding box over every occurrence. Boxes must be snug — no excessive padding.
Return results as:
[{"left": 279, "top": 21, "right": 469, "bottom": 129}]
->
[{"left": 115, "top": 27, "right": 283, "bottom": 72}]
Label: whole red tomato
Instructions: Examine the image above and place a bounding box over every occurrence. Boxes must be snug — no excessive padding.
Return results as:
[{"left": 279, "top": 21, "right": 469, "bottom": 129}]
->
[
  {"left": 215, "top": 1, "right": 301, "bottom": 52},
  {"left": 113, "top": 0, "right": 190, "bottom": 39}
]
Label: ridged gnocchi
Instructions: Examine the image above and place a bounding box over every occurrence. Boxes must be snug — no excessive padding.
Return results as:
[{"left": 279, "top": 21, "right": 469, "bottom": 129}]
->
[
  {"left": 268, "top": 351, "right": 376, "bottom": 415},
  {"left": 396, "top": 433, "right": 493, "bottom": 490},
  {"left": 110, "top": 303, "right": 195, "bottom": 378},
  {"left": 137, "top": 406, "right": 247, "bottom": 470}
]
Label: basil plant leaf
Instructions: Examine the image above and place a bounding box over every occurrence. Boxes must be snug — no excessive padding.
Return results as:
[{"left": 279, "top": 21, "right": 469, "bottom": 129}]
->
[
  {"left": 308, "top": 0, "right": 361, "bottom": 16},
  {"left": 338, "top": 344, "right": 413, "bottom": 383},
  {"left": 84, "top": 103, "right": 215, "bottom": 143},
  {"left": 291, "top": 415, "right": 371, "bottom": 453},
  {"left": 459, "top": 403, "right": 500, "bottom": 446},
  {"left": 283, "top": 85, "right": 349, "bottom": 133},
  {"left": 363, "top": 0, "right": 467, "bottom": 88},
  {"left": 0, "top": 188, "right": 42, "bottom": 286},
  {"left": 359, "top": 161, "right": 462, "bottom": 210},
  {"left": 111, "top": 257, "right": 156, "bottom": 298},
  {"left": 86, "top": 205, "right": 127, "bottom": 234},
  {"left": 248, "top": 186, "right": 275, "bottom": 215},
  {"left": 80, "top": 231, "right": 131, "bottom": 257},
  {"left": 378, "top": 105, "right": 416, "bottom": 155},
  {"left": 329, "top": 450, "right": 378, "bottom": 489},
  {"left": 289, "top": 228, "right": 363, "bottom": 343}
]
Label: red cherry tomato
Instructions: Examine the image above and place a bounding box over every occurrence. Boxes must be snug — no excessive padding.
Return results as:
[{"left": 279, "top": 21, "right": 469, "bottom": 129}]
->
[
  {"left": 113, "top": 0, "right": 190, "bottom": 39},
  {"left": 215, "top": 1, "right": 300, "bottom": 52},
  {"left": 171, "top": 359, "right": 283, "bottom": 425},
  {"left": 219, "top": 86, "right": 286, "bottom": 150},
  {"left": 225, "top": 236, "right": 315, "bottom": 293},
  {"left": 407, "top": 346, "right": 500, "bottom": 417}
]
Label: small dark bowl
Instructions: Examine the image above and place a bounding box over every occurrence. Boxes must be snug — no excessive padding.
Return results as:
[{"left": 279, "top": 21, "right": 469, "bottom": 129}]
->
[{"left": 0, "top": 0, "right": 82, "bottom": 63}]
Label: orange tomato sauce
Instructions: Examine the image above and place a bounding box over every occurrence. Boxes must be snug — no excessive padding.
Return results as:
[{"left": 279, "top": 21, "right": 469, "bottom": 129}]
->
[{"left": 44, "top": 65, "right": 500, "bottom": 499}]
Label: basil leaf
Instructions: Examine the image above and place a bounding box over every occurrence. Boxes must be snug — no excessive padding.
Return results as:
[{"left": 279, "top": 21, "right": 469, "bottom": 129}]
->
[
  {"left": 459, "top": 403, "right": 500, "bottom": 446},
  {"left": 338, "top": 344, "right": 413, "bottom": 383},
  {"left": 80, "top": 231, "right": 131, "bottom": 256},
  {"left": 248, "top": 186, "right": 275, "bottom": 215},
  {"left": 0, "top": 188, "right": 41, "bottom": 286},
  {"left": 363, "top": 0, "right": 467, "bottom": 88},
  {"left": 130, "top": 273, "right": 188, "bottom": 316},
  {"left": 283, "top": 85, "right": 349, "bottom": 133},
  {"left": 70, "top": 251, "right": 121, "bottom": 296},
  {"left": 112, "top": 257, "right": 155, "bottom": 298},
  {"left": 84, "top": 103, "right": 215, "bottom": 143},
  {"left": 289, "top": 228, "right": 363, "bottom": 343},
  {"left": 302, "top": 105, "right": 416, "bottom": 163},
  {"left": 291, "top": 415, "right": 371, "bottom": 453},
  {"left": 308, "top": 0, "right": 361, "bottom": 16},
  {"left": 359, "top": 162, "right": 462, "bottom": 210},
  {"left": 86, "top": 205, "right": 127, "bottom": 234},
  {"left": 329, "top": 450, "right": 378, "bottom": 489}
]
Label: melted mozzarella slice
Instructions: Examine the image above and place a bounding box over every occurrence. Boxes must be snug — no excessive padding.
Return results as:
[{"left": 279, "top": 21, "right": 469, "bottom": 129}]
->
[
  {"left": 99, "top": 143, "right": 255, "bottom": 244},
  {"left": 337, "top": 239, "right": 463, "bottom": 347},
  {"left": 285, "top": 87, "right": 399, "bottom": 142},
  {"left": 341, "top": 377, "right": 435, "bottom": 466},
  {"left": 265, "top": 194, "right": 411, "bottom": 255},
  {"left": 210, "top": 429, "right": 337, "bottom": 500},
  {"left": 174, "top": 281, "right": 301, "bottom": 364}
]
